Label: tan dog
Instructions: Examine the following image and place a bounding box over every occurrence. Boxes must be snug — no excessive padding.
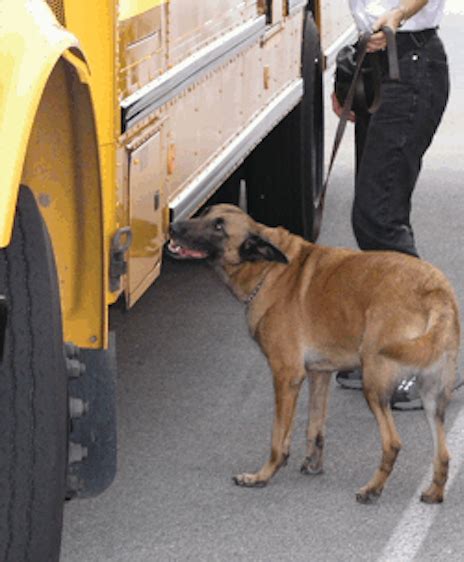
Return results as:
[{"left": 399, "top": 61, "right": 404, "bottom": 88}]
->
[{"left": 168, "top": 204, "right": 460, "bottom": 503}]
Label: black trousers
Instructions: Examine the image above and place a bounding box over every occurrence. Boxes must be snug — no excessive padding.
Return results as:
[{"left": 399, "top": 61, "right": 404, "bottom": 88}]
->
[{"left": 352, "top": 31, "right": 449, "bottom": 257}]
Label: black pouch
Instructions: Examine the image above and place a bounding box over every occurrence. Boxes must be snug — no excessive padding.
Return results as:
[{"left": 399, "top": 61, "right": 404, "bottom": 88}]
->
[{"left": 334, "top": 43, "right": 380, "bottom": 113}]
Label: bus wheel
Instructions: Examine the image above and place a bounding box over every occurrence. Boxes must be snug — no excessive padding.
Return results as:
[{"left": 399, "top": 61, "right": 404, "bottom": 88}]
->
[
  {"left": 245, "top": 11, "right": 324, "bottom": 241},
  {"left": 0, "top": 186, "right": 67, "bottom": 562}
]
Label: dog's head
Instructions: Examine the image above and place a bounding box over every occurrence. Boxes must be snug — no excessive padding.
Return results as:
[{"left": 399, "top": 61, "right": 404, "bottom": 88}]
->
[{"left": 168, "top": 204, "right": 288, "bottom": 267}]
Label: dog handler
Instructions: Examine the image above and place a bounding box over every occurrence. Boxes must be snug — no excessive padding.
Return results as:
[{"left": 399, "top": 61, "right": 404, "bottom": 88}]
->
[{"left": 333, "top": 0, "right": 449, "bottom": 408}]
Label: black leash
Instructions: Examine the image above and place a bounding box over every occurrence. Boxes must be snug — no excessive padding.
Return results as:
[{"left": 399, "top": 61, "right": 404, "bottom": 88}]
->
[{"left": 318, "top": 27, "right": 400, "bottom": 210}]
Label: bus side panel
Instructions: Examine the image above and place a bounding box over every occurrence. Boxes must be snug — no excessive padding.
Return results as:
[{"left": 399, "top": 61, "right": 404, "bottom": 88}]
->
[
  {"left": 166, "top": 11, "right": 302, "bottom": 204},
  {"left": 168, "top": 0, "right": 259, "bottom": 68},
  {"left": 118, "top": 5, "right": 304, "bottom": 304}
]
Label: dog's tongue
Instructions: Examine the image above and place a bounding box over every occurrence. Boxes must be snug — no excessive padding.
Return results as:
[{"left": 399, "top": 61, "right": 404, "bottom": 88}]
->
[{"left": 168, "top": 240, "right": 207, "bottom": 259}]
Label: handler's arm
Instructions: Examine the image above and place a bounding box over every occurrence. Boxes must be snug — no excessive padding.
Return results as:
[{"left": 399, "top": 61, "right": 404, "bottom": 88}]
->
[{"left": 367, "top": 0, "right": 429, "bottom": 52}]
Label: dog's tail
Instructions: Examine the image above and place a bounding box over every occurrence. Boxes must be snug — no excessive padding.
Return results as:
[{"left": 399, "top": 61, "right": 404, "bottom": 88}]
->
[{"left": 379, "top": 295, "right": 459, "bottom": 369}]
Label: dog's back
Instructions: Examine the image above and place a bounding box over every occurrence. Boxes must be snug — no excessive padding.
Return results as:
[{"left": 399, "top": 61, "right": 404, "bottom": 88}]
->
[{"left": 248, "top": 230, "right": 459, "bottom": 373}]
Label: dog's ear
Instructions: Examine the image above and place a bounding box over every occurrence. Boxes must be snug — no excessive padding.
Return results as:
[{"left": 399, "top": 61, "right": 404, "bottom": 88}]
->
[{"left": 239, "top": 234, "right": 288, "bottom": 264}]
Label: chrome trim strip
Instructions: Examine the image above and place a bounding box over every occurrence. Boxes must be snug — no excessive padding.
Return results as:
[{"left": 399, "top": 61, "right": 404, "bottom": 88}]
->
[
  {"left": 324, "top": 24, "right": 358, "bottom": 69},
  {"left": 288, "top": 0, "right": 307, "bottom": 16},
  {"left": 121, "top": 16, "right": 266, "bottom": 132},
  {"left": 170, "top": 79, "right": 304, "bottom": 222}
]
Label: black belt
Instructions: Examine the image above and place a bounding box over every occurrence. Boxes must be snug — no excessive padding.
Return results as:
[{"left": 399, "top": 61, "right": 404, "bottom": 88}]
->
[{"left": 395, "top": 28, "right": 437, "bottom": 57}]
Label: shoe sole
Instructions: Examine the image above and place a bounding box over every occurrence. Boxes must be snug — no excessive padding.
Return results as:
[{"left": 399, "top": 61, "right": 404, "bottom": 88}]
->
[
  {"left": 391, "top": 399, "right": 423, "bottom": 411},
  {"left": 336, "top": 381, "right": 363, "bottom": 391}
]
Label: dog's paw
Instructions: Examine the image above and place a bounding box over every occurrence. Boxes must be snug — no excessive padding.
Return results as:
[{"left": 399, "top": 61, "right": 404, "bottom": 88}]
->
[
  {"left": 420, "top": 491, "right": 444, "bottom": 504},
  {"left": 300, "top": 456, "right": 323, "bottom": 476},
  {"left": 420, "top": 482, "right": 444, "bottom": 504},
  {"left": 355, "top": 487, "right": 382, "bottom": 504},
  {"left": 233, "top": 473, "right": 268, "bottom": 488}
]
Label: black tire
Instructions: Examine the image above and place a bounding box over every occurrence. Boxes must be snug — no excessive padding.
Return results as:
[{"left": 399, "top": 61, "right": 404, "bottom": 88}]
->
[
  {"left": 0, "top": 186, "right": 67, "bottom": 562},
  {"left": 245, "top": 11, "right": 324, "bottom": 241}
]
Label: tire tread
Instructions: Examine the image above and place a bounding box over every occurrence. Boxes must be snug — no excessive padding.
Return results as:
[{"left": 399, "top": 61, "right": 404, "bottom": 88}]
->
[{"left": 0, "top": 188, "right": 67, "bottom": 562}]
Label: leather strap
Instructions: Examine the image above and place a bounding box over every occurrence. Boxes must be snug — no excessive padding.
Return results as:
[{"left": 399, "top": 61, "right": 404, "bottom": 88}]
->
[
  {"left": 355, "top": 25, "right": 399, "bottom": 115},
  {"left": 319, "top": 26, "right": 399, "bottom": 210}
]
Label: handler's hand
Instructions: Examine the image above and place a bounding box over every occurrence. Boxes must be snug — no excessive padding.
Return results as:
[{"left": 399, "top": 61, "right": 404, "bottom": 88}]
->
[
  {"left": 367, "top": 7, "right": 405, "bottom": 52},
  {"left": 331, "top": 91, "right": 355, "bottom": 122}
]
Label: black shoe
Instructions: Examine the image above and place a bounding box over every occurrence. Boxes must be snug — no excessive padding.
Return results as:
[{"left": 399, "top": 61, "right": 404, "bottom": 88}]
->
[
  {"left": 336, "top": 369, "right": 363, "bottom": 390},
  {"left": 391, "top": 376, "right": 422, "bottom": 410}
]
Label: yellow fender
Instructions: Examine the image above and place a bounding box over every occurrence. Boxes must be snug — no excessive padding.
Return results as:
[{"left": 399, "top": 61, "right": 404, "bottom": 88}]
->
[
  {"left": 0, "top": 0, "right": 106, "bottom": 350},
  {"left": 0, "top": 0, "right": 89, "bottom": 248}
]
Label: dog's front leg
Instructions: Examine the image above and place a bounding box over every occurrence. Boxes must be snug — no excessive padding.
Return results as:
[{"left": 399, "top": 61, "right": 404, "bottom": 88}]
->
[
  {"left": 233, "top": 369, "right": 303, "bottom": 488},
  {"left": 301, "top": 371, "right": 332, "bottom": 475}
]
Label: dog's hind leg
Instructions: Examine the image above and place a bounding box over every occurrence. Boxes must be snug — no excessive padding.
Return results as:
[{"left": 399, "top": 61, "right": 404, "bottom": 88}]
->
[
  {"left": 233, "top": 368, "right": 304, "bottom": 488},
  {"left": 356, "top": 360, "right": 403, "bottom": 504},
  {"left": 418, "top": 354, "right": 456, "bottom": 503},
  {"left": 300, "top": 371, "right": 332, "bottom": 475}
]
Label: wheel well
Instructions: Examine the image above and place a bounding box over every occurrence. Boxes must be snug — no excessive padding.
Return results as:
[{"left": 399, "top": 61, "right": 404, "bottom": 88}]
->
[
  {"left": 243, "top": 8, "right": 324, "bottom": 241},
  {"left": 21, "top": 58, "right": 105, "bottom": 349}
]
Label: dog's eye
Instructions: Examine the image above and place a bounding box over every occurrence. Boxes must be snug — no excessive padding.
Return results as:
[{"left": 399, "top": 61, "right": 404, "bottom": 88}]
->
[{"left": 213, "top": 218, "right": 224, "bottom": 231}]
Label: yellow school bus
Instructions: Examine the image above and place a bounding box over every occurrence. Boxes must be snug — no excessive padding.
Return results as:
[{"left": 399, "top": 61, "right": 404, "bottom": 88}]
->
[{"left": 0, "top": 0, "right": 354, "bottom": 558}]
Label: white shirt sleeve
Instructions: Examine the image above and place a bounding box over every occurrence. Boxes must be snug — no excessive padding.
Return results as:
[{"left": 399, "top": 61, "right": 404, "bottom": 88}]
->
[{"left": 349, "top": 0, "right": 445, "bottom": 32}]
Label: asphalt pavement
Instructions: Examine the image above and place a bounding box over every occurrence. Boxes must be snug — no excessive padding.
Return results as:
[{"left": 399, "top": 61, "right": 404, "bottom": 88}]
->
[{"left": 62, "top": 5, "right": 464, "bottom": 561}]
